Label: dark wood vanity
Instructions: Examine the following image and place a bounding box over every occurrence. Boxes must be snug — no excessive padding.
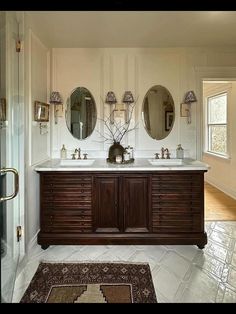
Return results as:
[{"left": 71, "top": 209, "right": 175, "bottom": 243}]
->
[{"left": 37, "top": 170, "right": 207, "bottom": 249}]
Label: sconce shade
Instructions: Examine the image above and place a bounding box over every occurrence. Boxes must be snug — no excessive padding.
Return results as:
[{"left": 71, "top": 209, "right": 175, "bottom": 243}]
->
[
  {"left": 105, "top": 91, "right": 117, "bottom": 104},
  {"left": 184, "top": 91, "right": 197, "bottom": 103},
  {"left": 122, "top": 91, "right": 134, "bottom": 104},
  {"left": 49, "top": 91, "right": 62, "bottom": 104}
]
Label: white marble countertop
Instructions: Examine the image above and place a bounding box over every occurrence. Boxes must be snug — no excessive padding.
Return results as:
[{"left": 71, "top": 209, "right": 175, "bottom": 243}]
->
[{"left": 34, "top": 158, "right": 210, "bottom": 172}]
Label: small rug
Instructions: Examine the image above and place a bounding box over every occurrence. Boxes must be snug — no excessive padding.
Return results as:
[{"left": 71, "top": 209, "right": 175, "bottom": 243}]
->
[{"left": 20, "top": 262, "right": 157, "bottom": 303}]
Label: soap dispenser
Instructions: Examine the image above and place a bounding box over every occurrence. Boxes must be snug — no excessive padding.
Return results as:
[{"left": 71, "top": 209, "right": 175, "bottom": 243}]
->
[
  {"left": 60, "top": 144, "right": 67, "bottom": 159},
  {"left": 176, "top": 144, "right": 184, "bottom": 159}
]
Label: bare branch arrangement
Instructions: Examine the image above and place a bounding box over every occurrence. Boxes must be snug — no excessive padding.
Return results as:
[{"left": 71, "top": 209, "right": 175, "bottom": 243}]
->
[{"left": 96, "top": 96, "right": 139, "bottom": 145}]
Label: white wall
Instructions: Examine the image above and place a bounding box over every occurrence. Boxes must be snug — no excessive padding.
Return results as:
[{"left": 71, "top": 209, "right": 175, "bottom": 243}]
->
[
  {"left": 203, "top": 82, "right": 236, "bottom": 199},
  {"left": 51, "top": 47, "right": 236, "bottom": 162},
  {"left": 51, "top": 48, "right": 198, "bottom": 160},
  {"left": 24, "top": 14, "right": 50, "bottom": 251}
]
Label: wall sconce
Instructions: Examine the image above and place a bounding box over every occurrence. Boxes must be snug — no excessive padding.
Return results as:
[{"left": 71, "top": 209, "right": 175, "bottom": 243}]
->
[
  {"left": 105, "top": 91, "right": 117, "bottom": 122},
  {"left": 181, "top": 90, "right": 197, "bottom": 124},
  {"left": 105, "top": 91, "right": 135, "bottom": 124},
  {"left": 49, "top": 91, "right": 63, "bottom": 124},
  {"left": 39, "top": 122, "right": 48, "bottom": 135},
  {"left": 105, "top": 91, "right": 117, "bottom": 105},
  {"left": 122, "top": 91, "right": 135, "bottom": 105},
  {"left": 122, "top": 91, "right": 135, "bottom": 123}
]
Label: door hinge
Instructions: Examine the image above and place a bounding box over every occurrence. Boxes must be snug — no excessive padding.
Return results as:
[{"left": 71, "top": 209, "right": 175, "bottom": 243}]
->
[
  {"left": 16, "top": 226, "right": 22, "bottom": 242},
  {"left": 16, "top": 40, "right": 21, "bottom": 53}
]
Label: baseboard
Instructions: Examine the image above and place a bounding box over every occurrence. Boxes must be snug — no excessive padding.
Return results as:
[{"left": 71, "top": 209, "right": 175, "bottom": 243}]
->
[
  {"left": 205, "top": 177, "right": 236, "bottom": 200},
  {"left": 27, "top": 229, "right": 40, "bottom": 253},
  {"left": 15, "top": 230, "right": 40, "bottom": 279}
]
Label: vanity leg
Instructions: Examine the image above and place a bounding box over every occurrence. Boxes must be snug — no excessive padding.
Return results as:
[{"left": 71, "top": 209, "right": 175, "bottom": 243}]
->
[
  {"left": 41, "top": 244, "right": 49, "bottom": 250},
  {"left": 197, "top": 244, "right": 205, "bottom": 249}
]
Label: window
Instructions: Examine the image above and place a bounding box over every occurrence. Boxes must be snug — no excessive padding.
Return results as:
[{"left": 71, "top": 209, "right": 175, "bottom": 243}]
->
[{"left": 207, "top": 92, "right": 227, "bottom": 156}]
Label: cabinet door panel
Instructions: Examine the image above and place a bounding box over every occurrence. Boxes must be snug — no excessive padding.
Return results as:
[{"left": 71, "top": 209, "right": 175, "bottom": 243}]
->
[
  {"left": 94, "top": 176, "right": 121, "bottom": 232},
  {"left": 123, "top": 176, "right": 150, "bottom": 232}
]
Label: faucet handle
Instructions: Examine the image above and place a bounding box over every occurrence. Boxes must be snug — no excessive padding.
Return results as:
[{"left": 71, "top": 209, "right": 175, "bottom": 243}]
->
[
  {"left": 71, "top": 153, "right": 76, "bottom": 160},
  {"left": 154, "top": 153, "right": 160, "bottom": 159},
  {"left": 83, "top": 153, "right": 88, "bottom": 160},
  {"left": 166, "top": 151, "right": 171, "bottom": 159}
]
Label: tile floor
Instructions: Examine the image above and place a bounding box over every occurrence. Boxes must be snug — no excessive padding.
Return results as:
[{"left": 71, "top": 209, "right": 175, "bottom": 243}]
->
[{"left": 13, "top": 221, "right": 236, "bottom": 303}]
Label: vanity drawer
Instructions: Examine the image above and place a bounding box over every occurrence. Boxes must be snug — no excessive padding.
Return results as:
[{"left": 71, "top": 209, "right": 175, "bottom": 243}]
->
[
  {"left": 152, "top": 213, "right": 201, "bottom": 233},
  {"left": 152, "top": 194, "right": 201, "bottom": 202},
  {"left": 42, "top": 182, "right": 92, "bottom": 190},
  {"left": 41, "top": 174, "right": 92, "bottom": 184},
  {"left": 41, "top": 225, "right": 92, "bottom": 233},
  {"left": 41, "top": 210, "right": 93, "bottom": 233},
  {"left": 152, "top": 173, "right": 202, "bottom": 182},
  {"left": 152, "top": 202, "right": 201, "bottom": 212},
  {"left": 152, "top": 185, "right": 201, "bottom": 195}
]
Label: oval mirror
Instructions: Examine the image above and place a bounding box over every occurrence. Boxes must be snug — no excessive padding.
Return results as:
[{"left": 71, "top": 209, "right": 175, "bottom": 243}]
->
[
  {"left": 142, "top": 85, "right": 175, "bottom": 140},
  {"left": 66, "top": 87, "right": 97, "bottom": 140}
]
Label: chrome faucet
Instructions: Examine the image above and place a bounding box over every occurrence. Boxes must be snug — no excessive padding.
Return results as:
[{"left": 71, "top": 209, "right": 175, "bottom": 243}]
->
[
  {"left": 74, "top": 148, "right": 81, "bottom": 159},
  {"left": 160, "top": 147, "right": 171, "bottom": 159},
  {"left": 165, "top": 148, "right": 171, "bottom": 159},
  {"left": 161, "top": 147, "right": 165, "bottom": 159}
]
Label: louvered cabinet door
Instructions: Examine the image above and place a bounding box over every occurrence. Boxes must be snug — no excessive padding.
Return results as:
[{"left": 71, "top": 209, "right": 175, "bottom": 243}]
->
[
  {"left": 152, "top": 171, "right": 204, "bottom": 233},
  {"left": 40, "top": 173, "right": 92, "bottom": 234}
]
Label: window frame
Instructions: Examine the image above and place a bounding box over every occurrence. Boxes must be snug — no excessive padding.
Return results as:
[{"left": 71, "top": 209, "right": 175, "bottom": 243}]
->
[{"left": 206, "top": 91, "right": 228, "bottom": 157}]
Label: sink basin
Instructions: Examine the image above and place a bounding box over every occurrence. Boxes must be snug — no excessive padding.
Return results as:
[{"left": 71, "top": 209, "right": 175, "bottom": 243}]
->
[
  {"left": 148, "top": 158, "right": 184, "bottom": 166},
  {"left": 60, "top": 159, "right": 95, "bottom": 166}
]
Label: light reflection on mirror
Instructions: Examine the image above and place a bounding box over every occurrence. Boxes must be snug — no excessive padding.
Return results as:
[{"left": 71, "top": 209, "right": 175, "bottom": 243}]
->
[
  {"left": 142, "top": 85, "right": 175, "bottom": 140},
  {"left": 65, "top": 87, "right": 97, "bottom": 140}
]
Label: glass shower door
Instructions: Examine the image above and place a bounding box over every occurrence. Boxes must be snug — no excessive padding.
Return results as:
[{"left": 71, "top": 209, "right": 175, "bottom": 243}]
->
[{"left": 0, "top": 11, "right": 21, "bottom": 303}]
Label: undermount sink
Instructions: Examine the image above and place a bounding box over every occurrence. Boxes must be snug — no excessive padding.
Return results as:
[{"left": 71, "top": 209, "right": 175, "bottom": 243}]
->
[
  {"left": 60, "top": 159, "right": 95, "bottom": 166},
  {"left": 148, "top": 158, "right": 184, "bottom": 166}
]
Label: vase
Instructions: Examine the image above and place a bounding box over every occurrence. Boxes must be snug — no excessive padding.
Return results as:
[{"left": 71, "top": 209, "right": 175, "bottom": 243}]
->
[{"left": 108, "top": 142, "right": 125, "bottom": 163}]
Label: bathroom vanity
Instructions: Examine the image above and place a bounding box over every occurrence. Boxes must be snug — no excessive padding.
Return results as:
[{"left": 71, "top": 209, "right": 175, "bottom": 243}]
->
[{"left": 35, "top": 158, "right": 209, "bottom": 249}]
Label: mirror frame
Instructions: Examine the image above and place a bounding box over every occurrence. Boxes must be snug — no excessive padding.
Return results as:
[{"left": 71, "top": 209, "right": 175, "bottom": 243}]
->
[
  {"left": 142, "top": 85, "right": 175, "bottom": 140},
  {"left": 65, "top": 87, "right": 97, "bottom": 141}
]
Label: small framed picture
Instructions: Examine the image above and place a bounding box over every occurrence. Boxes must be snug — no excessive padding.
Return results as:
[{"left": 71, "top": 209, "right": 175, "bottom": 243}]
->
[
  {"left": 111, "top": 103, "right": 128, "bottom": 125},
  {"left": 0, "top": 98, "right": 6, "bottom": 121},
  {"left": 165, "top": 111, "right": 174, "bottom": 131},
  {"left": 34, "top": 101, "right": 49, "bottom": 122}
]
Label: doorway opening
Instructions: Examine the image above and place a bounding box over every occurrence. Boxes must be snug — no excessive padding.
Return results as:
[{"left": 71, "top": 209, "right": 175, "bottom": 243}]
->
[{"left": 202, "top": 80, "right": 236, "bottom": 221}]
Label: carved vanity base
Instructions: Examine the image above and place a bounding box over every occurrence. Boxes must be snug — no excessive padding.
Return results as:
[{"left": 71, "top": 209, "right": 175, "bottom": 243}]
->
[
  {"left": 38, "top": 232, "right": 207, "bottom": 249},
  {"left": 37, "top": 171, "right": 208, "bottom": 250}
]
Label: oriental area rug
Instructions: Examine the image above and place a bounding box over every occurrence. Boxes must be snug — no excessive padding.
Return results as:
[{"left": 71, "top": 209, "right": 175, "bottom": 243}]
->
[{"left": 20, "top": 262, "right": 157, "bottom": 303}]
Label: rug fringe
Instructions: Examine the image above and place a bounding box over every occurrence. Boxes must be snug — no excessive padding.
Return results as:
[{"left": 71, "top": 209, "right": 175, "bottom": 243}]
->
[{"left": 39, "top": 260, "right": 149, "bottom": 266}]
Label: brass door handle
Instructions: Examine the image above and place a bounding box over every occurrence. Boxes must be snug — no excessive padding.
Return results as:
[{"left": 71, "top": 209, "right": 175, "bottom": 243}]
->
[{"left": 0, "top": 168, "right": 19, "bottom": 202}]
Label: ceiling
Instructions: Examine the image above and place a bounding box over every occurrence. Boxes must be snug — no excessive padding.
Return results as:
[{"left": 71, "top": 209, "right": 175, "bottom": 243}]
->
[{"left": 27, "top": 11, "right": 236, "bottom": 48}]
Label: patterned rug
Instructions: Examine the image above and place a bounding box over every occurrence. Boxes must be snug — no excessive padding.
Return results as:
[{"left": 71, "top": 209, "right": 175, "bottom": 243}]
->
[{"left": 20, "top": 262, "right": 157, "bottom": 303}]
